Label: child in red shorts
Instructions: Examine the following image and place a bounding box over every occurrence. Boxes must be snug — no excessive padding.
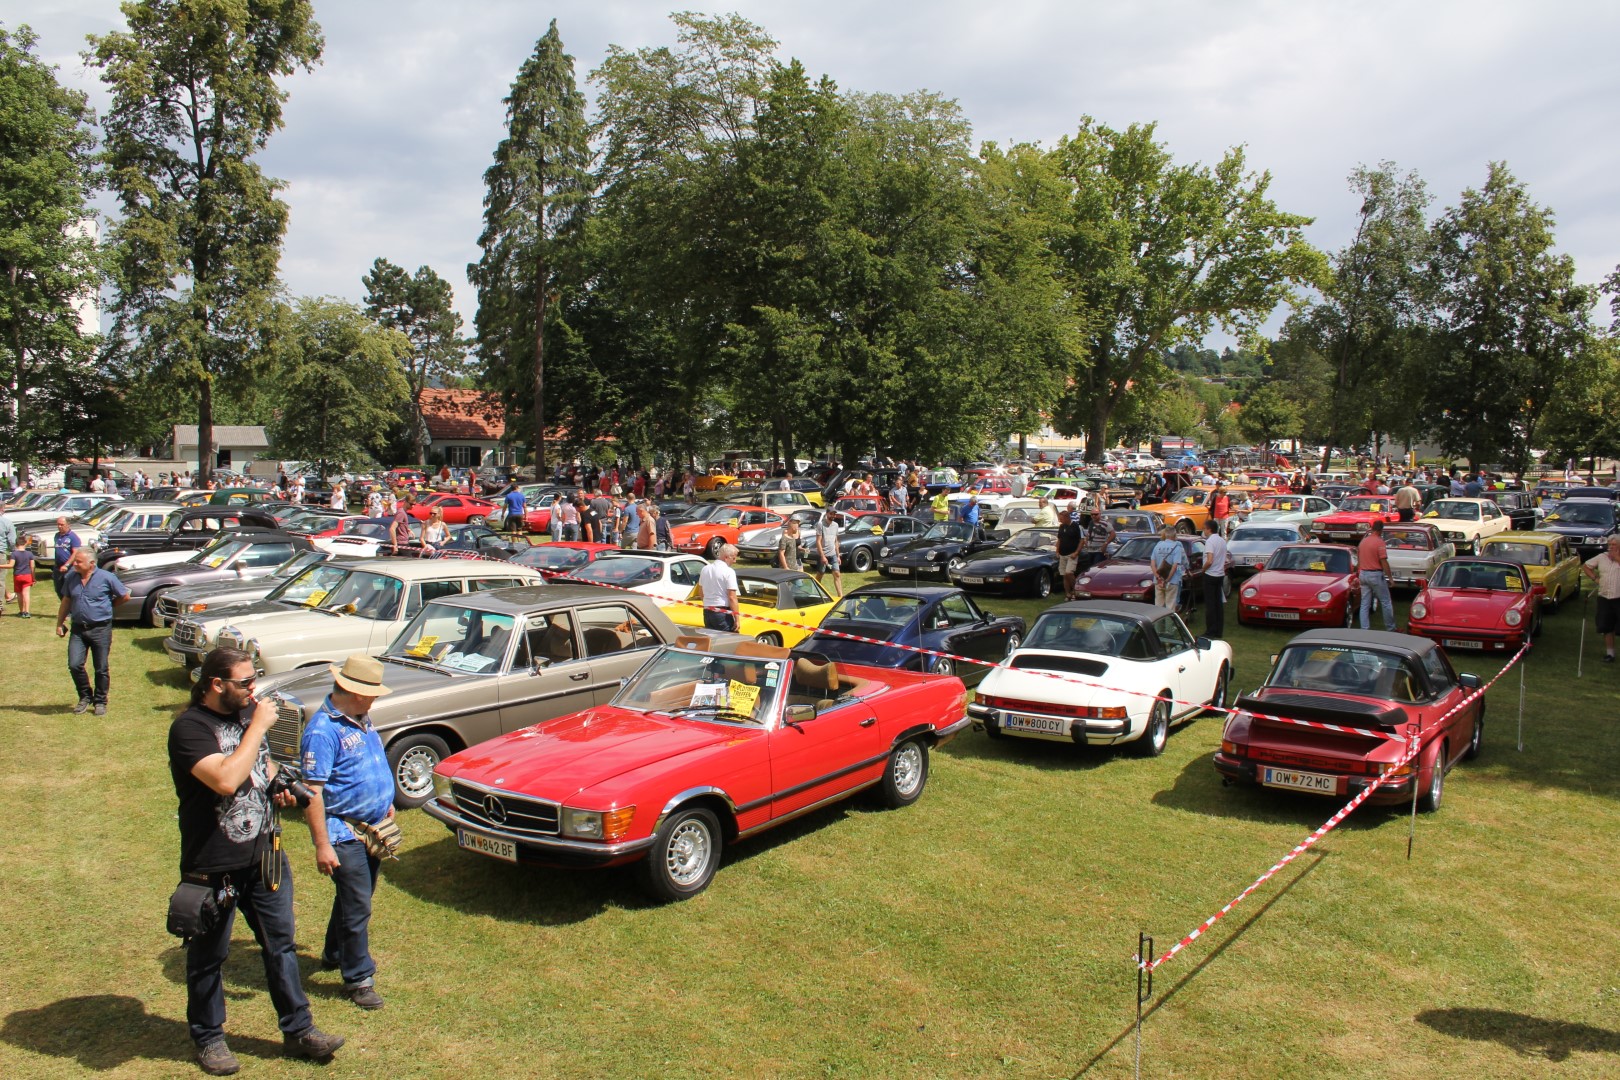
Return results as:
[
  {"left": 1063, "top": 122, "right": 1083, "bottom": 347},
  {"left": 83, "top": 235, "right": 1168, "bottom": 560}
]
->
[{"left": 10, "top": 545, "right": 34, "bottom": 617}]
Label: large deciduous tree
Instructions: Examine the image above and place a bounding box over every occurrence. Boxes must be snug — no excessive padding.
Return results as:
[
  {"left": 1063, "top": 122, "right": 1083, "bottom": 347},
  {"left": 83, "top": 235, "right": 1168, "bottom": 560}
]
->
[
  {"left": 362, "top": 258, "right": 467, "bottom": 465},
  {"left": 88, "top": 0, "right": 322, "bottom": 483},
  {"left": 267, "top": 297, "right": 409, "bottom": 474},
  {"left": 1421, "top": 162, "right": 1597, "bottom": 472},
  {"left": 1048, "top": 119, "right": 1321, "bottom": 462},
  {"left": 470, "top": 18, "right": 591, "bottom": 473},
  {"left": 0, "top": 24, "right": 102, "bottom": 480}
]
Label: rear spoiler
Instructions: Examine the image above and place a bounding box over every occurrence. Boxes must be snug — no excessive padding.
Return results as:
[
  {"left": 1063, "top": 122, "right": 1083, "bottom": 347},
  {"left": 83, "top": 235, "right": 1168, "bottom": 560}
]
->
[{"left": 1233, "top": 693, "right": 1407, "bottom": 730}]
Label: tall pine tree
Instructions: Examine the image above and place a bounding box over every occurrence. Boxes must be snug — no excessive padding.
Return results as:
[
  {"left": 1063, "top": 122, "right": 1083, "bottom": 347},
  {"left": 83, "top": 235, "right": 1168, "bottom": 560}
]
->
[{"left": 469, "top": 19, "right": 591, "bottom": 472}]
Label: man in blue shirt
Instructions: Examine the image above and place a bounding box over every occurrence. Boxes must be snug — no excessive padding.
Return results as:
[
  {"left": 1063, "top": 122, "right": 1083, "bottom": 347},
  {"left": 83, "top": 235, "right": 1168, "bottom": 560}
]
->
[
  {"left": 299, "top": 654, "right": 397, "bottom": 1011},
  {"left": 503, "top": 486, "right": 526, "bottom": 539},
  {"left": 1150, "top": 525, "right": 1189, "bottom": 611},
  {"left": 55, "top": 548, "right": 128, "bottom": 715},
  {"left": 51, "top": 516, "right": 81, "bottom": 599}
]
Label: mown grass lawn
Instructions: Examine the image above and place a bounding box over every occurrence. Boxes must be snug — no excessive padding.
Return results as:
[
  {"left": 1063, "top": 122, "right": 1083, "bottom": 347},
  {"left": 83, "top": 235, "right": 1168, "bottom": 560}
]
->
[{"left": 2, "top": 567, "right": 1619, "bottom": 1078}]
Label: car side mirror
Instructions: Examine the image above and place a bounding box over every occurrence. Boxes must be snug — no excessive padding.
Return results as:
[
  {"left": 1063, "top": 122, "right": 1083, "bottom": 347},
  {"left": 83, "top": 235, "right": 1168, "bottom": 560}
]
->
[
  {"left": 1458, "top": 672, "right": 1482, "bottom": 689},
  {"left": 785, "top": 703, "right": 816, "bottom": 728},
  {"left": 1195, "top": 635, "right": 1211, "bottom": 650}
]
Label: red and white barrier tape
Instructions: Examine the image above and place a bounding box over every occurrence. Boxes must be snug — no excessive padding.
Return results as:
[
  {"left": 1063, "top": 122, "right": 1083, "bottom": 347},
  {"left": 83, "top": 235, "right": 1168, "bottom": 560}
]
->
[{"left": 1136, "top": 639, "right": 1531, "bottom": 974}]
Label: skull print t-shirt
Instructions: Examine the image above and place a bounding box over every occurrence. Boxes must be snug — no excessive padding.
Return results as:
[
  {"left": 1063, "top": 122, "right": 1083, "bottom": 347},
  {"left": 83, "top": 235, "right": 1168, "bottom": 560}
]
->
[{"left": 169, "top": 704, "right": 272, "bottom": 874}]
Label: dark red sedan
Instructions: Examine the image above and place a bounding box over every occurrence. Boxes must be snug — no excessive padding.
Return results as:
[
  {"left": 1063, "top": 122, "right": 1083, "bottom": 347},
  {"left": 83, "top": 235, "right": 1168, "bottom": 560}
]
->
[
  {"left": 1310, "top": 495, "right": 1401, "bottom": 544},
  {"left": 1237, "top": 543, "right": 1360, "bottom": 628}
]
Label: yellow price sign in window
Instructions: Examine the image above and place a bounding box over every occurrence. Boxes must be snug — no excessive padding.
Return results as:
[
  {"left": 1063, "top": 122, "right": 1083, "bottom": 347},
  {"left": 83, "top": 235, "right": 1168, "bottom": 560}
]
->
[
  {"left": 405, "top": 635, "right": 438, "bottom": 658},
  {"left": 303, "top": 589, "right": 328, "bottom": 607},
  {"left": 728, "top": 681, "right": 761, "bottom": 716}
]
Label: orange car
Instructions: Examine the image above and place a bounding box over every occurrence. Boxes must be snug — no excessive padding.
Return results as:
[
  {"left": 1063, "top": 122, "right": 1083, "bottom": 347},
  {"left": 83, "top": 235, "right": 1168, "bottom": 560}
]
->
[
  {"left": 669, "top": 504, "right": 788, "bottom": 558},
  {"left": 693, "top": 469, "right": 740, "bottom": 492},
  {"left": 1140, "top": 484, "right": 1265, "bottom": 533}
]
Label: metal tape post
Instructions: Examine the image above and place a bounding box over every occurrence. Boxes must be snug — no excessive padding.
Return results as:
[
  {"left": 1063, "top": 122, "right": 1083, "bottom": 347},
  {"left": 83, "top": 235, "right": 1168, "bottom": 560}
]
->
[{"left": 1135, "top": 931, "right": 1153, "bottom": 1080}]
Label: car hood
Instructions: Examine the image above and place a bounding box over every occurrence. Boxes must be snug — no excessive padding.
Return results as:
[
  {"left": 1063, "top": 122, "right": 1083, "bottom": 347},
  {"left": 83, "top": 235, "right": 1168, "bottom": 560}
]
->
[
  {"left": 1246, "top": 569, "right": 1348, "bottom": 598},
  {"left": 1227, "top": 540, "right": 1289, "bottom": 557},
  {"left": 1314, "top": 511, "right": 1383, "bottom": 524},
  {"left": 1078, "top": 560, "right": 1153, "bottom": 586},
  {"left": 885, "top": 539, "right": 966, "bottom": 563},
  {"left": 119, "top": 563, "right": 226, "bottom": 585},
  {"left": 1420, "top": 587, "right": 1519, "bottom": 627},
  {"left": 1538, "top": 521, "right": 1610, "bottom": 540},
  {"left": 188, "top": 597, "right": 327, "bottom": 632},
  {"left": 443, "top": 707, "right": 739, "bottom": 797},
  {"left": 1244, "top": 510, "right": 1307, "bottom": 523},
  {"left": 262, "top": 659, "right": 469, "bottom": 727}
]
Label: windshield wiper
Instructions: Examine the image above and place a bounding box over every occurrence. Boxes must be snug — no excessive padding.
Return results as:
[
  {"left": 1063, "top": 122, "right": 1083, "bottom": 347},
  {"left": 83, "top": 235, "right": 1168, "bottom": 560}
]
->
[
  {"left": 669, "top": 705, "right": 757, "bottom": 724},
  {"left": 381, "top": 654, "right": 437, "bottom": 671}
]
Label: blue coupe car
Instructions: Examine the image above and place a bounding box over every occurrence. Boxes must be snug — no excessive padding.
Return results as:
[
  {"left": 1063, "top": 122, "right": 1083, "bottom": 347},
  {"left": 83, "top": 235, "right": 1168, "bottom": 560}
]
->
[{"left": 796, "top": 584, "right": 1025, "bottom": 683}]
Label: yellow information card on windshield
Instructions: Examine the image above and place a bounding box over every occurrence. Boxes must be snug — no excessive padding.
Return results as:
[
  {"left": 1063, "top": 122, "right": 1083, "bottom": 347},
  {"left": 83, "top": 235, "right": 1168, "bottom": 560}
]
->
[{"left": 728, "top": 681, "right": 760, "bottom": 716}]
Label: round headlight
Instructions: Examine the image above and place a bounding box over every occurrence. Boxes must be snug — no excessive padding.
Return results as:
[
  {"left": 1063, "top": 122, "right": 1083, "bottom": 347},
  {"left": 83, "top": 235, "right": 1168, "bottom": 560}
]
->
[
  {"left": 879, "top": 546, "right": 890, "bottom": 557},
  {"left": 948, "top": 558, "right": 963, "bottom": 570},
  {"left": 1138, "top": 578, "right": 1153, "bottom": 589},
  {"left": 1410, "top": 602, "right": 1427, "bottom": 620},
  {"left": 1316, "top": 591, "right": 1332, "bottom": 603},
  {"left": 1243, "top": 587, "right": 1258, "bottom": 599},
  {"left": 1077, "top": 576, "right": 1091, "bottom": 585},
  {"left": 1504, "top": 610, "right": 1522, "bottom": 626}
]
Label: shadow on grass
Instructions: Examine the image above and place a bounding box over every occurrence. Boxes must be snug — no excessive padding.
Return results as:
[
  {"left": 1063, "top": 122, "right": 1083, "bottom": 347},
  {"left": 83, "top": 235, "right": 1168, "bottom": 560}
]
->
[
  {"left": 1, "top": 994, "right": 285, "bottom": 1070},
  {"left": 1151, "top": 752, "right": 1396, "bottom": 830},
  {"left": 131, "top": 635, "right": 169, "bottom": 653},
  {"left": 1070, "top": 853, "right": 1328, "bottom": 1077},
  {"left": 1416, "top": 1007, "right": 1620, "bottom": 1061},
  {"left": 940, "top": 729, "right": 1128, "bottom": 774},
  {"left": 153, "top": 941, "right": 355, "bottom": 1004}
]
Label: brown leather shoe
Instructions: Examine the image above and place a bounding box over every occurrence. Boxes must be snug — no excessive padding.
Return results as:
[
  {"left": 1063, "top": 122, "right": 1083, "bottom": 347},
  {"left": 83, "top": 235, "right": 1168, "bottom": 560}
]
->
[
  {"left": 283, "top": 1027, "right": 344, "bottom": 1060},
  {"left": 196, "top": 1040, "right": 240, "bottom": 1075}
]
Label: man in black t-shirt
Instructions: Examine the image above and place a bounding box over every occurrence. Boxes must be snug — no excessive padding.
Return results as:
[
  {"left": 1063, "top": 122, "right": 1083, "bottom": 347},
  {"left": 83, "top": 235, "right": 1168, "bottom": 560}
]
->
[
  {"left": 168, "top": 647, "right": 345, "bottom": 1076},
  {"left": 1056, "top": 510, "right": 1084, "bottom": 600}
]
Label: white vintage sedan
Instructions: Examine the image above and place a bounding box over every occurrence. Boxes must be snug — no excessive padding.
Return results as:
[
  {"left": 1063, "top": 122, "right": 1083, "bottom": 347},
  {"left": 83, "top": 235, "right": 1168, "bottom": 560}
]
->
[
  {"left": 561, "top": 550, "right": 708, "bottom": 607},
  {"left": 967, "top": 600, "right": 1233, "bottom": 756},
  {"left": 1382, "top": 521, "right": 1455, "bottom": 588}
]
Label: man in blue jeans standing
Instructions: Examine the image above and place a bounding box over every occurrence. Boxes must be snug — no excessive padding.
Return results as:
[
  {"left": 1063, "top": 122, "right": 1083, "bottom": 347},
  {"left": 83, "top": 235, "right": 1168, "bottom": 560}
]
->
[
  {"left": 55, "top": 548, "right": 128, "bottom": 715},
  {"left": 1357, "top": 519, "right": 1397, "bottom": 631},
  {"left": 299, "top": 655, "right": 397, "bottom": 1011}
]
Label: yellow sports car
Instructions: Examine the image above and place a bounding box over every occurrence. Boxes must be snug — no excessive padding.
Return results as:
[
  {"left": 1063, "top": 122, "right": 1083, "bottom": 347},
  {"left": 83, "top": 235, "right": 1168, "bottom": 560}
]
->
[
  {"left": 1479, "top": 531, "right": 1582, "bottom": 607},
  {"left": 669, "top": 567, "right": 837, "bottom": 646}
]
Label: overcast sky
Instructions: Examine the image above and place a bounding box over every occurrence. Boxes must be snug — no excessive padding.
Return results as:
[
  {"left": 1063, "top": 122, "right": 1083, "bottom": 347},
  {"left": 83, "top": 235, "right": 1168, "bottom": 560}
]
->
[{"left": 17, "top": 1, "right": 1620, "bottom": 340}]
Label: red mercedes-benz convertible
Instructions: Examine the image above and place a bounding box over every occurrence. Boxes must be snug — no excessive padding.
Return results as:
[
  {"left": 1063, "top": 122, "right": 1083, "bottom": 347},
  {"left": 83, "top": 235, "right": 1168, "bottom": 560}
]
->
[{"left": 424, "top": 641, "right": 970, "bottom": 900}]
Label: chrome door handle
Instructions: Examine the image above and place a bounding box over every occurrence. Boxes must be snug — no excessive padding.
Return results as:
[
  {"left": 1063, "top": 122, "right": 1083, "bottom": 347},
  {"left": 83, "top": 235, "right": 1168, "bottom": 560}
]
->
[
  {"left": 569, "top": 671, "right": 589, "bottom": 681},
  {"left": 859, "top": 717, "right": 876, "bottom": 728}
]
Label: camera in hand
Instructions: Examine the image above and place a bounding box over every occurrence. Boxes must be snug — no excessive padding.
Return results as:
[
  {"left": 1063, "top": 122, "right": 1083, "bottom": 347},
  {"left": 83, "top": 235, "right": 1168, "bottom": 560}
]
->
[{"left": 268, "top": 763, "right": 315, "bottom": 808}]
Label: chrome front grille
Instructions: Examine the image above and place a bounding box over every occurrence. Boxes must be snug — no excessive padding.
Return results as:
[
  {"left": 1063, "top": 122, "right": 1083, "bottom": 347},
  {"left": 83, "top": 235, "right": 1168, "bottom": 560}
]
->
[
  {"left": 155, "top": 595, "right": 182, "bottom": 622},
  {"left": 171, "top": 621, "right": 204, "bottom": 648},
  {"left": 451, "top": 782, "right": 559, "bottom": 836},
  {"left": 266, "top": 695, "right": 304, "bottom": 761}
]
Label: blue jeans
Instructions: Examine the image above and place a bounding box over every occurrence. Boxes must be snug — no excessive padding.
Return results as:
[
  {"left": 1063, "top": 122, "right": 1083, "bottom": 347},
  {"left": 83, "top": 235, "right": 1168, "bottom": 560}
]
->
[
  {"left": 320, "top": 839, "right": 381, "bottom": 988},
  {"left": 67, "top": 622, "right": 112, "bottom": 705},
  {"left": 1359, "top": 570, "right": 1395, "bottom": 630},
  {"left": 186, "top": 851, "right": 312, "bottom": 1046}
]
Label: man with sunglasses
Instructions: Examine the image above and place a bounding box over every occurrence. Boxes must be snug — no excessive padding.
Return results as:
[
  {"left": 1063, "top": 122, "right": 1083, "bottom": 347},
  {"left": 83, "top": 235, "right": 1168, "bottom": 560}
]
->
[{"left": 168, "top": 647, "right": 345, "bottom": 1075}]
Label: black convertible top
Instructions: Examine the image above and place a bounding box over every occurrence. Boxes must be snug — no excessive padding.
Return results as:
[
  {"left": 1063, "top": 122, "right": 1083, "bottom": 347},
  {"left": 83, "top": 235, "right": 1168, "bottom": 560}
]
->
[{"left": 1286, "top": 627, "right": 1437, "bottom": 657}]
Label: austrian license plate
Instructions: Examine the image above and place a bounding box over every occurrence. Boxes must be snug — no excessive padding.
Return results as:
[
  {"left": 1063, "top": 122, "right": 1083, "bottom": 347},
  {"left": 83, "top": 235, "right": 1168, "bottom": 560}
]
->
[
  {"left": 1003, "top": 713, "right": 1068, "bottom": 736},
  {"left": 163, "top": 642, "right": 190, "bottom": 665},
  {"left": 886, "top": 567, "right": 911, "bottom": 576},
  {"left": 457, "top": 828, "right": 517, "bottom": 863},
  {"left": 1266, "top": 611, "right": 1300, "bottom": 620},
  {"left": 1261, "top": 767, "right": 1338, "bottom": 793},
  {"left": 960, "top": 575, "right": 984, "bottom": 585},
  {"left": 1442, "top": 638, "right": 1483, "bottom": 650}
]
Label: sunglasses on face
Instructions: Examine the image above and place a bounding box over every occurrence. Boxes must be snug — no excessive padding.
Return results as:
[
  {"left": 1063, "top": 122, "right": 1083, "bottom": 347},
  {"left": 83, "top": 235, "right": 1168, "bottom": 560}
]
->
[{"left": 219, "top": 676, "right": 257, "bottom": 689}]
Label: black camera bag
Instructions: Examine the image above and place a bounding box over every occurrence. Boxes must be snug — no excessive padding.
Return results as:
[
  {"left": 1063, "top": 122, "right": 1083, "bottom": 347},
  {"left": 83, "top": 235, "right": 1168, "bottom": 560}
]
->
[{"left": 167, "top": 874, "right": 226, "bottom": 940}]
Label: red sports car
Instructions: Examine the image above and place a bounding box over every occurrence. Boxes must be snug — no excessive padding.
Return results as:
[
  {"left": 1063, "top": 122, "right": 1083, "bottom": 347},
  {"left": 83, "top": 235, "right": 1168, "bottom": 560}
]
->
[
  {"left": 1237, "top": 543, "right": 1360, "bottom": 628},
  {"left": 1406, "top": 558, "right": 1542, "bottom": 652},
  {"left": 423, "top": 642, "right": 970, "bottom": 900},
  {"left": 1214, "top": 628, "right": 1485, "bottom": 811},
  {"left": 830, "top": 496, "right": 888, "bottom": 518},
  {"left": 1310, "top": 495, "right": 1401, "bottom": 544},
  {"left": 410, "top": 493, "right": 501, "bottom": 525},
  {"left": 669, "top": 504, "right": 786, "bottom": 558},
  {"left": 1071, "top": 534, "right": 1205, "bottom": 609},
  {"left": 509, "top": 541, "right": 618, "bottom": 576}
]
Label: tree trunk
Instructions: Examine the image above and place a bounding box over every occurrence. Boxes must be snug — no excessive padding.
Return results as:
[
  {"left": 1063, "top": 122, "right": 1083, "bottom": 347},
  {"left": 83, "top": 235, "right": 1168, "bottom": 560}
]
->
[
  {"left": 8, "top": 288, "right": 28, "bottom": 485},
  {"left": 198, "top": 377, "right": 213, "bottom": 485},
  {"left": 1085, "top": 397, "right": 1110, "bottom": 465}
]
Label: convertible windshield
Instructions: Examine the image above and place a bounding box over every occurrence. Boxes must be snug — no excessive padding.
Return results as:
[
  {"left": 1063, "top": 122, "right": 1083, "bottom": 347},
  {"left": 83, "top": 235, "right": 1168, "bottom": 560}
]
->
[
  {"left": 825, "top": 593, "right": 925, "bottom": 627},
  {"left": 1230, "top": 527, "right": 1300, "bottom": 543},
  {"left": 387, "top": 603, "right": 517, "bottom": 673},
  {"left": 1268, "top": 645, "right": 1423, "bottom": 702},
  {"left": 195, "top": 541, "right": 251, "bottom": 570},
  {"left": 1482, "top": 541, "right": 1550, "bottom": 566},
  {"left": 1003, "top": 529, "right": 1056, "bottom": 552},
  {"left": 570, "top": 556, "right": 661, "bottom": 587},
  {"left": 921, "top": 522, "right": 973, "bottom": 541},
  {"left": 1427, "top": 500, "right": 1481, "bottom": 521},
  {"left": 1266, "top": 546, "right": 1352, "bottom": 573},
  {"left": 1171, "top": 489, "right": 1207, "bottom": 505},
  {"left": 1107, "top": 512, "right": 1156, "bottom": 532},
  {"left": 1544, "top": 502, "right": 1615, "bottom": 526},
  {"left": 513, "top": 545, "right": 593, "bottom": 571},
  {"left": 272, "top": 550, "right": 328, "bottom": 579},
  {"left": 615, "top": 649, "right": 780, "bottom": 725},
  {"left": 1431, "top": 562, "right": 1526, "bottom": 591},
  {"left": 1025, "top": 611, "right": 1146, "bottom": 657}
]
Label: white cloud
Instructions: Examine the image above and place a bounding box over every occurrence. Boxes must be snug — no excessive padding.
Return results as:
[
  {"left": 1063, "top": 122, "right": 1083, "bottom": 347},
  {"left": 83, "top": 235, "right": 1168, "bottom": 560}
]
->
[{"left": 16, "top": 0, "right": 1620, "bottom": 335}]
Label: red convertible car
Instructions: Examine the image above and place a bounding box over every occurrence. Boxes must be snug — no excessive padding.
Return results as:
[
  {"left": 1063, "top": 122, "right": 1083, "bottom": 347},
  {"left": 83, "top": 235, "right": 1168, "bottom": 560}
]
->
[
  {"left": 1406, "top": 558, "right": 1543, "bottom": 652},
  {"left": 1310, "top": 495, "right": 1401, "bottom": 544},
  {"left": 1237, "top": 543, "right": 1360, "bottom": 628},
  {"left": 1214, "top": 629, "right": 1485, "bottom": 811},
  {"left": 423, "top": 641, "right": 970, "bottom": 900},
  {"left": 410, "top": 492, "right": 501, "bottom": 525}
]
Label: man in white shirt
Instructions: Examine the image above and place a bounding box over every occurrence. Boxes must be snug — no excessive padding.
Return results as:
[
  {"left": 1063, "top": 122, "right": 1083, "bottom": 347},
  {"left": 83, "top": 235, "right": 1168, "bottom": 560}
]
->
[
  {"left": 1200, "top": 519, "right": 1229, "bottom": 637},
  {"left": 697, "top": 544, "right": 741, "bottom": 631},
  {"left": 89, "top": 473, "right": 106, "bottom": 494},
  {"left": 813, "top": 509, "right": 843, "bottom": 596}
]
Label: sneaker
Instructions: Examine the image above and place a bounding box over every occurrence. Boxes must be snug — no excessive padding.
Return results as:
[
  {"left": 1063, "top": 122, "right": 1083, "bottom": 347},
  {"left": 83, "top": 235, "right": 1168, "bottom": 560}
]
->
[
  {"left": 196, "top": 1040, "right": 240, "bottom": 1076},
  {"left": 18, "top": 612, "right": 30, "bottom": 619},
  {"left": 1605, "top": 653, "right": 1615, "bottom": 664},
  {"left": 345, "top": 984, "right": 385, "bottom": 1010},
  {"left": 71, "top": 701, "right": 90, "bottom": 714},
  {"left": 283, "top": 1027, "right": 345, "bottom": 1060},
  {"left": 94, "top": 704, "right": 107, "bottom": 716}
]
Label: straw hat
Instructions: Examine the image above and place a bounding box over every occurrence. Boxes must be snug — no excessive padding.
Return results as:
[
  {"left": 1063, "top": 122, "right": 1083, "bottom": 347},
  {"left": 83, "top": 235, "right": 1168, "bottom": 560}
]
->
[{"left": 330, "top": 654, "right": 393, "bottom": 697}]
